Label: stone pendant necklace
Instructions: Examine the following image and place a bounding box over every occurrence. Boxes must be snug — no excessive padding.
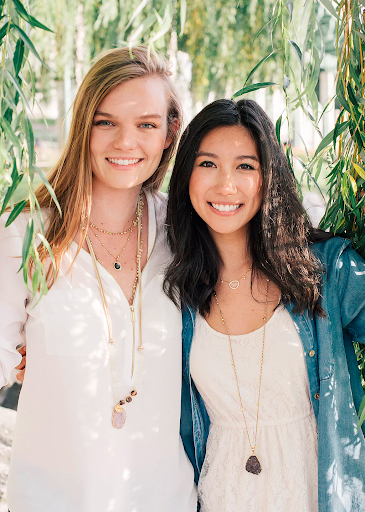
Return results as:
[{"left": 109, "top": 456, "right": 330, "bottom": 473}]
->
[
  {"left": 213, "top": 278, "right": 269, "bottom": 475},
  {"left": 85, "top": 193, "right": 144, "bottom": 429},
  {"left": 89, "top": 198, "right": 143, "bottom": 272}
]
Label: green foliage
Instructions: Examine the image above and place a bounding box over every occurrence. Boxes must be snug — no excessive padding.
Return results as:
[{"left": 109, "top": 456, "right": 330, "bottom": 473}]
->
[{"left": 0, "top": 0, "right": 55, "bottom": 298}]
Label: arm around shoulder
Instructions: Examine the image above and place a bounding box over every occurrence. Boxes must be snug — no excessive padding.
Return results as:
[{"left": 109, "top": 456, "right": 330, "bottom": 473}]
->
[{"left": 0, "top": 215, "right": 30, "bottom": 387}]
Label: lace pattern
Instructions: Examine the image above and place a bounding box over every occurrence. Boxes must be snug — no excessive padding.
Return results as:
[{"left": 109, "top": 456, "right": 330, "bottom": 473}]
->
[{"left": 190, "top": 306, "right": 318, "bottom": 512}]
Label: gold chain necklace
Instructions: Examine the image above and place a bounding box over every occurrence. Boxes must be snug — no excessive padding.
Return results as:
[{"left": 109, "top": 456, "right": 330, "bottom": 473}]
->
[
  {"left": 213, "top": 277, "right": 269, "bottom": 475},
  {"left": 89, "top": 207, "right": 139, "bottom": 235},
  {"left": 220, "top": 266, "right": 252, "bottom": 290},
  {"left": 88, "top": 197, "right": 144, "bottom": 272},
  {"left": 84, "top": 193, "right": 144, "bottom": 429}
]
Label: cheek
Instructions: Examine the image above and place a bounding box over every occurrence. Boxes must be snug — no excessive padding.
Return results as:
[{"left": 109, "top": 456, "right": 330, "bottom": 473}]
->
[
  {"left": 242, "top": 174, "right": 262, "bottom": 200},
  {"left": 189, "top": 170, "right": 205, "bottom": 211}
]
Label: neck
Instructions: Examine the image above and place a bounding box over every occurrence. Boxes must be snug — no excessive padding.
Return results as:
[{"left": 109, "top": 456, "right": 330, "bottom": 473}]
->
[
  {"left": 212, "top": 227, "right": 251, "bottom": 276},
  {"left": 90, "top": 180, "right": 142, "bottom": 231}
]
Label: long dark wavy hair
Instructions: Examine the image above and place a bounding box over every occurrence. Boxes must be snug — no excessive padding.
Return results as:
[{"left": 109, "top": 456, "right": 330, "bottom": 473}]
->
[{"left": 163, "top": 98, "right": 333, "bottom": 316}]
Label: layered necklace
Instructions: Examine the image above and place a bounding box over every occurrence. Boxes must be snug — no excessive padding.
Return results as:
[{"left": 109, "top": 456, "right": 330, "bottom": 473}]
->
[
  {"left": 220, "top": 266, "right": 252, "bottom": 290},
  {"left": 84, "top": 192, "right": 144, "bottom": 429},
  {"left": 89, "top": 199, "right": 143, "bottom": 271},
  {"left": 213, "top": 277, "right": 269, "bottom": 475}
]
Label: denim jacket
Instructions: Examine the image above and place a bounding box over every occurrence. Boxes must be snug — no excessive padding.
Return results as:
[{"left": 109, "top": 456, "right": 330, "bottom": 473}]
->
[{"left": 180, "top": 237, "right": 365, "bottom": 511}]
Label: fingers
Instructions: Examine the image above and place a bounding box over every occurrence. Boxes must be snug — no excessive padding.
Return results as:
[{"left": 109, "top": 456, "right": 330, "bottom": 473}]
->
[
  {"left": 16, "top": 369, "right": 25, "bottom": 383},
  {"left": 17, "top": 345, "right": 26, "bottom": 357},
  {"left": 15, "top": 355, "right": 26, "bottom": 370}
]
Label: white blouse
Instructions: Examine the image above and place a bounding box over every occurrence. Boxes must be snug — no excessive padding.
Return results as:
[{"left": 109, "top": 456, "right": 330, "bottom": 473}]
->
[{"left": 0, "top": 191, "right": 196, "bottom": 512}]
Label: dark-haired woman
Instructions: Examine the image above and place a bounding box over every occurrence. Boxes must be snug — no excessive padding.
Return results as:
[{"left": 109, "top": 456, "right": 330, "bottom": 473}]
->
[{"left": 164, "top": 99, "right": 365, "bottom": 511}]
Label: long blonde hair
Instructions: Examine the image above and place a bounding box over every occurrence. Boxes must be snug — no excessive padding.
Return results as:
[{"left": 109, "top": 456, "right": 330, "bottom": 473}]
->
[{"left": 35, "top": 46, "right": 182, "bottom": 285}]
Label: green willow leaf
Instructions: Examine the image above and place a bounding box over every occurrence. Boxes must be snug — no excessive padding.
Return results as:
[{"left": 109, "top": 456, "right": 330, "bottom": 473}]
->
[
  {"left": 24, "top": 117, "right": 34, "bottom": 167},
  {"left": 314, "top": 121, "right": 349, "bottom": 157},
  {"left": 288, "top": 40, "right": 302, "bottom": 63},
  {"left": 11, "top": 23, "right": 48, "bottom": 68},
  {"left": 1, "top": 116, "right": 22, "bottom": 154},
  {"left": 318, "top": 0, "right": 340, "bottom": 19},
  {"left": 34, "top": 166, "right": 62, "bottom": 216},
  {"left": 358, "top": 396, "right": 365, "bottom": 431},
  {"left": 347, "top": 82, "right": 359, "bottom": 107},
  {"left": 13, "top": 39, "right": 24, "bottom": 76},
  {"left": 232, "top": 82, "right": 276, "bottom": 99},
  {"left": 5, "top": 199, "right": 27, "bottom": 227},
  {"left": 353, "top": 163, "right": 365, "bottom": 180},
  {"left": 5, "top": 70, "right": 31, "bottom": 112},
  {"left": 244, "top": 51, "right": 278, "bottom": 87},
  {"left": 0, "top": 20, "right": 10, "bottom": 42},
  {"left": 125, "top": 0, "right": 152, "bottom": 31},
  {"left": 11, "top": 0, "right": 53, "bottom": 32},
  {"left": 276, "top": 115, "right": 282, "bottom": 145},
  {"left": 22, "top": 218, "right": 34, "bottom": 266},
  {"left": 36, "top": 232, "right": 57, "bottom": 276},
  {"left": 336, "top": 79, "right": 351, "bottom": 113},
  {"left": 0, "top": 163, "right": 23, "bottom": 215}
]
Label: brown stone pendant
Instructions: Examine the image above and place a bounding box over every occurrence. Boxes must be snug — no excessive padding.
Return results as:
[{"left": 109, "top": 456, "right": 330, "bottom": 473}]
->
[{"left": 245, "top": 455, "right": 262, "bottom": 475}]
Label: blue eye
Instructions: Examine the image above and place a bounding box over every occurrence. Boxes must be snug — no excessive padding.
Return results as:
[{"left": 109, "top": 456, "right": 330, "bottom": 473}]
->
[
  {"left": 199, "top": 160, "right": 216, "bottom": 168},
  {"left": 140, "top": 123, "right": 156, "bottom": 129},
  {"left": 94, "top": 120, "right": 113, "bottom": 126}
]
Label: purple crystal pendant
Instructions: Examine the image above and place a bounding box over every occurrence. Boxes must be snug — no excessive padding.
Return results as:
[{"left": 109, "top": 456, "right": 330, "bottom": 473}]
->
[
  {"left": 245, "top": 455, "right": 262, "bottom": 475},
  {"left": 112, "top": 404, "right": 126, "bottom": 429}
]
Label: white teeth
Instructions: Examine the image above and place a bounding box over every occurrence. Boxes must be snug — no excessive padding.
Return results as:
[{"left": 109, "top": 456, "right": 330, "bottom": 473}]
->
[
  {"left": 211, "top": 203, "right": 241, "bottom": 212},
  {"left": 108, "top": 158, "right": 140, "bottom": 165}
]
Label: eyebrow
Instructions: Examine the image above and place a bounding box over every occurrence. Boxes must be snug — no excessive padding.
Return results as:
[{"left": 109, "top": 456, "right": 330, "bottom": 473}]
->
[
  {"left": 94, "top": 111, "right": 117, "bottom": 118},
  {"left": 196, "top": 151, "right": 259, "bottom": 162},
  {"left": 93, "top": 111, "right": 163, "bottom": 120}
]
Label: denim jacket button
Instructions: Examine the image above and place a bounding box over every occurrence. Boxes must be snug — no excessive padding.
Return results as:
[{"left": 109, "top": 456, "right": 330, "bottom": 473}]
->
[
  {"left": 309, "top": 350, "right": 315, "bottom": 357},
  {"left": 314, "top": 392, "right": 320, "bottom": 400}
]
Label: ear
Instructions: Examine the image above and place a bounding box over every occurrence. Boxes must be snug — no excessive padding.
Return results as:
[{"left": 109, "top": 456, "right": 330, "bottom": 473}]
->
[{"left": 164, "top": 118, "right": 180, "bottom": 149}]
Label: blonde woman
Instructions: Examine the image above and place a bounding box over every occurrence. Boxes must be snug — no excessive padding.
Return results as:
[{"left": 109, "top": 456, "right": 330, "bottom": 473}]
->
[{"left": 0, "top": 47, "right": 196, "bottom": 512}]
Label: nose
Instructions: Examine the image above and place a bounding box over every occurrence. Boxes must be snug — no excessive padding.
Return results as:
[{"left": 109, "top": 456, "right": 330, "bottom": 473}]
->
[
  {"left": 214, "top": 169, "right": 237, "bottom": 196},
  {"left": 113, "top": 127, "right": 138, "bottom": 151}
]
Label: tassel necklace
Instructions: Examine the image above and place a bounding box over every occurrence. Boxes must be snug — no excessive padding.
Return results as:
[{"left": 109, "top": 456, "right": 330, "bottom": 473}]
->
[
  {"left": 85, "top": 193, "right": 144, "bottom": 429},
  {"left": 213, "top": 277, "right": 269, "bottom": 474}
]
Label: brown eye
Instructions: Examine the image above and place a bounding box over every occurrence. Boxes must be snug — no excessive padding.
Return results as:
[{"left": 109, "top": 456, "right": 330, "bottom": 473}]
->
[
  {"left": 199, "top": 160, "right": 216, "bottom": 168},
  {"left": 238, "top": 163, "right": 255, "bottom": 170}
]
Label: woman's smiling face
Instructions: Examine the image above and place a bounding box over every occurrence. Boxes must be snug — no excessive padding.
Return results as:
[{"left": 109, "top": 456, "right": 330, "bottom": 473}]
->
[
  {"left": 89, "top": 75, "right": 173, "bottom": 192},
  {"left": 189, "top": 125, "right": 263, "bottom": 239}
]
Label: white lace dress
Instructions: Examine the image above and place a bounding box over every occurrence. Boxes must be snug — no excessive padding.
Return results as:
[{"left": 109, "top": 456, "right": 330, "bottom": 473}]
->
[{"left": 190, "top": 306, "right": 318, "bottom": 512}]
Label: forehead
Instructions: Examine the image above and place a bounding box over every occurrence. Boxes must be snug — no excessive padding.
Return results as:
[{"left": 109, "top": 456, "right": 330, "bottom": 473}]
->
[
  {"left": 96, "top": 75, "right": 170, "bottom": 117},
  {"left": 199, "top": 125, "right": 258, "bottom": 154}
]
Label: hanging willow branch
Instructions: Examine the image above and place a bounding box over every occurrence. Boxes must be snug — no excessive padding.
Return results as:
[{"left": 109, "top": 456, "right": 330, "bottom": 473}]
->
[{"left": 0, "top": 0, "right": 56, "bottom": 297}]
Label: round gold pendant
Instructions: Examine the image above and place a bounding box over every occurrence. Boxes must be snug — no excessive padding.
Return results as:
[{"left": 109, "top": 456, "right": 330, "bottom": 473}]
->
[
  {"left": 113, "top": 262, "right": 121, "bottom": 271},
  {"left": 229, "top": 280, "right": 240, "bottom": 290}
]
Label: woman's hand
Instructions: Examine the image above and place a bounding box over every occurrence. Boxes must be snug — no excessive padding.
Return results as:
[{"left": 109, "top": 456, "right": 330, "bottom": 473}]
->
[{"left": 15, "top": 345, "right": 26, "bottom": 382}]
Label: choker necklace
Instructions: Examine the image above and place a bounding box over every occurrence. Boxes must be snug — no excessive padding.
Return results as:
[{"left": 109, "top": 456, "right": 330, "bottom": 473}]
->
[
  {"left": 85, "top": 193, "right": 144, "bottom": 429},
  {"left": 89, "top": 205, "right": 139, "bottom": 235},
  {"left": 213, "top": 277, "right": 269, "bottom": 475},
  {"left": 89, "top": 197, "right": 144, "bottom": 271},
  {"left": 220, "top": 266, "right": 252, "bottom": 290}
]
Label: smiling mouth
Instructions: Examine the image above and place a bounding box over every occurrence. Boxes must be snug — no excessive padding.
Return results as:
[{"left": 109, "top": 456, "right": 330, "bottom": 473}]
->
[
  {"left": 107, "top": 158, "right": 143, "bottom": 166},
  {"left": 209, "top": 202, "right": 242, "bottom": 212}
]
